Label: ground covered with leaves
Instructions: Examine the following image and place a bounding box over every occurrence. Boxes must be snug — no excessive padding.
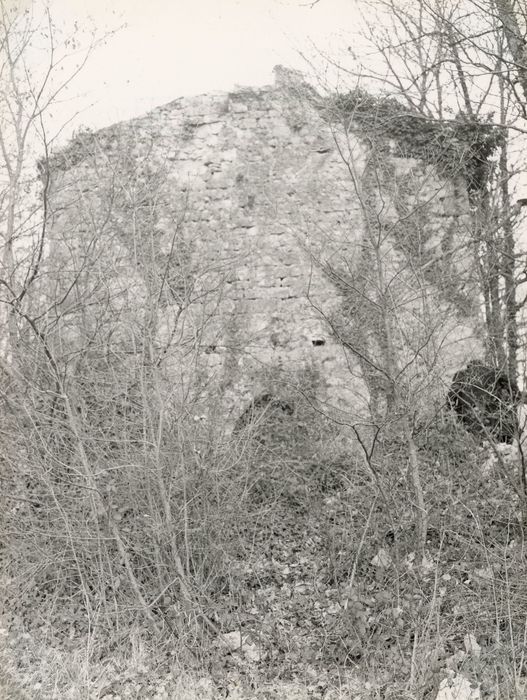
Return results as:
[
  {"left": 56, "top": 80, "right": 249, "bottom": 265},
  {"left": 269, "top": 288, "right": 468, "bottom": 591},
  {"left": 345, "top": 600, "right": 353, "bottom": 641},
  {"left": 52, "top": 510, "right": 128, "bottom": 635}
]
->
[{"left": 2, "top": 424, "right": 527, "bottom": 699}]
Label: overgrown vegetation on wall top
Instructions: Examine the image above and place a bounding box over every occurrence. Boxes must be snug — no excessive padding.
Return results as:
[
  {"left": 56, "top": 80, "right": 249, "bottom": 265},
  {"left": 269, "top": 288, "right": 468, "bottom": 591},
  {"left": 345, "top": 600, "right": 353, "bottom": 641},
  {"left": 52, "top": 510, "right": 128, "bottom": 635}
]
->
[{"left": 324, "top": 89, "right": 505, "bottom": 192}]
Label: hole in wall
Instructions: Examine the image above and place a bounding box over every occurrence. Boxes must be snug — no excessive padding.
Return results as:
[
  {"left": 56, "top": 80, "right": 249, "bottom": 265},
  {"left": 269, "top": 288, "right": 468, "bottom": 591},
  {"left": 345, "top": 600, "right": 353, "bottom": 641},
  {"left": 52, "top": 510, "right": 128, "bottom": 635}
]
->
[
  {"left": 242, "top": 194, "right": 255, "bottom": 209},
  {"left": 312, "top": 339, "right": 326, "bottom": 347},
  {"left": 233, "top": 393, "right": 294, "bottom": 437}
]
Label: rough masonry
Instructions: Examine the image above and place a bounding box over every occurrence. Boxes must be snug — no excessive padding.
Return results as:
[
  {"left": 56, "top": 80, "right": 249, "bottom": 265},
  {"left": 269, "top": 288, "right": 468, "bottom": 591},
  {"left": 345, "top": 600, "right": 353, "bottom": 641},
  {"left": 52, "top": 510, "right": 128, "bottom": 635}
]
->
[{"left": 46, "top": 67, "right": 481, "bottom": 431}]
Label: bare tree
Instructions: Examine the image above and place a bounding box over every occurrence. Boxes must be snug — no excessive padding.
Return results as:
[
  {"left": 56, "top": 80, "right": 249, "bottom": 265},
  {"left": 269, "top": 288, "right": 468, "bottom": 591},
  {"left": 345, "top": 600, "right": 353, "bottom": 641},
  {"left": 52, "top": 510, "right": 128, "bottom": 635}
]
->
[
  {"left": 286, "top": 83, "right": 486, "bottom": 561},
  {"left": 1, "top": 49, "right": 244, "bottom": 641},
  {"left": 0, "top": 3, "right": 106, "bottom": 364},
  {"left": 493, "top": 0, "right": 527, "bottom": 107},
  {"left": 339, "top": 0, "right": 527, "bottom": 380}
]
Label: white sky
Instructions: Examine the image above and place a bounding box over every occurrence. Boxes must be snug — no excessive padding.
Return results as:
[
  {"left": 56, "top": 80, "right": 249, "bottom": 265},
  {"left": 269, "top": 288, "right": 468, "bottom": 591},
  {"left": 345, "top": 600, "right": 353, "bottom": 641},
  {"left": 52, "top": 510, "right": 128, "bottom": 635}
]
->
[{"left": 40, "top": 0, "right": 361, "bottom": 139}]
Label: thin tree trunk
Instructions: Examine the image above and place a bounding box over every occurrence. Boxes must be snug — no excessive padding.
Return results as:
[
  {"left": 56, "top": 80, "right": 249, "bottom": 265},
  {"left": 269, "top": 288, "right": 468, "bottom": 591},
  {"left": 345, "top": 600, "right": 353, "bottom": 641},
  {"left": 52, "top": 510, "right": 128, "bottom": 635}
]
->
[
  {"left": 498, "top": 99, "right": 518, "bottom": 380},
  {"left": 470, "top": 189, "right": 506, "bottom": 368},
  {"left": 494, "top": 0, "right": 527, "bottom": 108},
  {"left": 404, "top": 418, "right": 428, "bottom": 562}
]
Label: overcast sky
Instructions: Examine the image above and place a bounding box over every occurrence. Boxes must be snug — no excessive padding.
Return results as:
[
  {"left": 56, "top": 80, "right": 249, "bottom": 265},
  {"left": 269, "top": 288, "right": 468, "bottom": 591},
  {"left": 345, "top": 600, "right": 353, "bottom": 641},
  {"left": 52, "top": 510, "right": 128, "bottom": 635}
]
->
[
  {"left": 14, "top": 0, "right": 525, "bottom": 199},
  {"left": 39, "top": 0, "right": 361, "bottom": 139}
]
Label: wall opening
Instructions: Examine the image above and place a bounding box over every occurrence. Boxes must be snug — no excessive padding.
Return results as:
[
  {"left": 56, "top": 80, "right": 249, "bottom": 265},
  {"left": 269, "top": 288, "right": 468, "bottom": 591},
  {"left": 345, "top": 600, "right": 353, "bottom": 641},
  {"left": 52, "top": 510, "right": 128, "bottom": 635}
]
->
[{"left": 233, "top": 393, "right": 294, "bottom": 443}]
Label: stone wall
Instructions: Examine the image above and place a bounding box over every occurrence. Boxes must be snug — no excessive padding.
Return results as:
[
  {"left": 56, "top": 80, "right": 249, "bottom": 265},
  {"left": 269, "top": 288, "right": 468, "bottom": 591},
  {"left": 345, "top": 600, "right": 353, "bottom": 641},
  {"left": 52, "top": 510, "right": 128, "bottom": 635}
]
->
[{"left": 46, "top": 67, "right": 481, "bottom": 430}]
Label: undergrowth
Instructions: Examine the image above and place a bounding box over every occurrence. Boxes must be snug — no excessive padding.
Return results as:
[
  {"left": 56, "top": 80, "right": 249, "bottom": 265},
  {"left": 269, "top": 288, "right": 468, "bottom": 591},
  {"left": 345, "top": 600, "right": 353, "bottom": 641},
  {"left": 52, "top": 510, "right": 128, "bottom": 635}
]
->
[{"left": 1, "top": 405, "right": 527, "bottom": 699}]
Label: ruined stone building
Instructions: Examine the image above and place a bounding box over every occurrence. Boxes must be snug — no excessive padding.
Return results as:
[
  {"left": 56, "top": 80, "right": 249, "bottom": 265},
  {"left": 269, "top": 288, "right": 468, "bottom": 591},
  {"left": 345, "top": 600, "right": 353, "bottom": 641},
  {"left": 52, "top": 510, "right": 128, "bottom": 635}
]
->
[{"left": 46, "top": 66, "right": 482, "bottom": 432}]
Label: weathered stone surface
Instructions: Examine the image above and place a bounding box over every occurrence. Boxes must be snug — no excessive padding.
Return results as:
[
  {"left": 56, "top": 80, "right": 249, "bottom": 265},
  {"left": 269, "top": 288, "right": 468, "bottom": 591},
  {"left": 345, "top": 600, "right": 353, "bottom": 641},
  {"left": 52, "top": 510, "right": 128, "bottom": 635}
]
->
[{"left": 47, "top": 69, "right": 481, "bottom": 430}]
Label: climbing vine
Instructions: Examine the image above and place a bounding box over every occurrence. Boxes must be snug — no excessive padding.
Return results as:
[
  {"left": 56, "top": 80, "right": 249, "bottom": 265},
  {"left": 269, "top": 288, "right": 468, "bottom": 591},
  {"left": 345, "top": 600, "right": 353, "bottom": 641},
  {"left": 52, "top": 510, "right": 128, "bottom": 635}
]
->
[{"left": 323, "top": 89, "right": 504, "bottom": 192}]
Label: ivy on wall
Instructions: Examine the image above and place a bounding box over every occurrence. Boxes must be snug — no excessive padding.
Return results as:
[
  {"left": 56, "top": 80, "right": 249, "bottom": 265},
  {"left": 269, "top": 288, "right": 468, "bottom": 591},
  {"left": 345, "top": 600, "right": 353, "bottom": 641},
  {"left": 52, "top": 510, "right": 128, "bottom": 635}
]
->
[{"left": 323, "top": 89, "right": 504, "bottom": 192}]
